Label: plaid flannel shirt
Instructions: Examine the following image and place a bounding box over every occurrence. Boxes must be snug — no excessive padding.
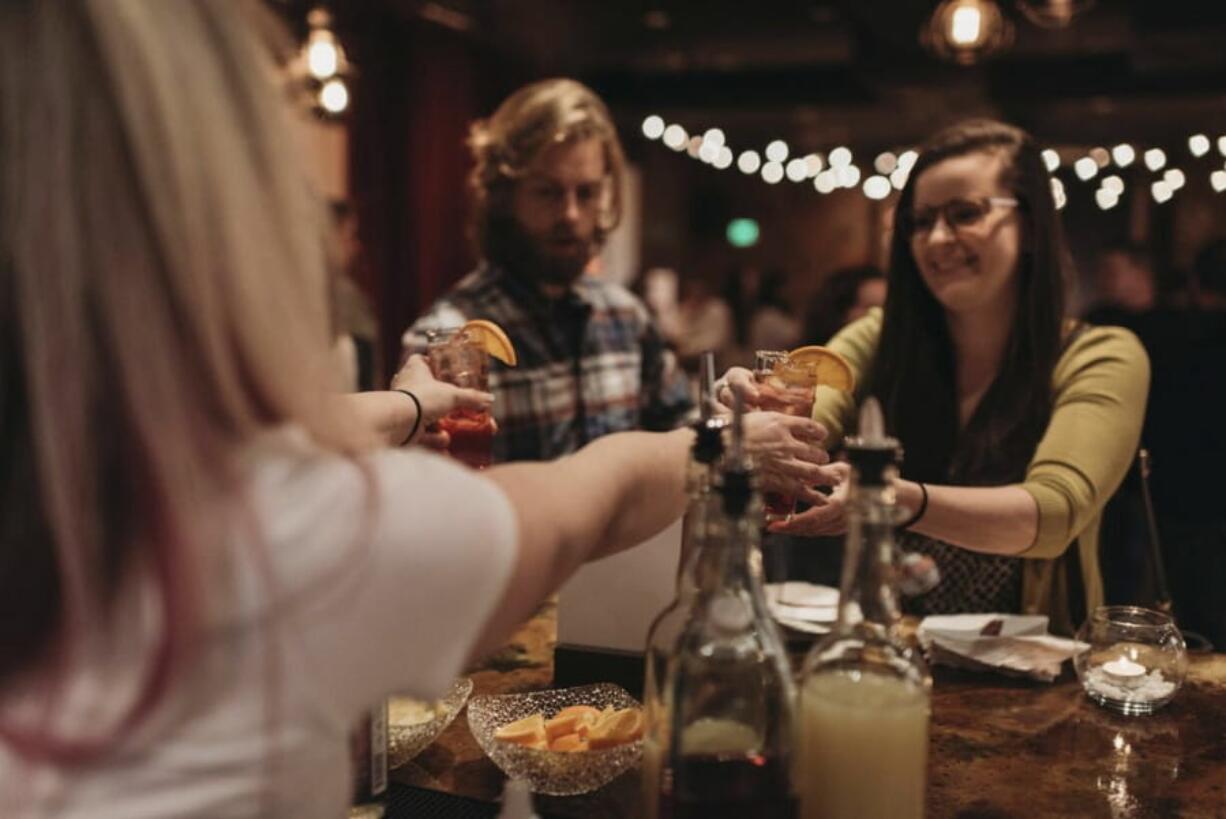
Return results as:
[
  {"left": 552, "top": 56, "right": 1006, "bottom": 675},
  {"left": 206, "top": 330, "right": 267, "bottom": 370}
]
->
[{"left": 403, "top": 264, "right": 695, "bottom": 463}]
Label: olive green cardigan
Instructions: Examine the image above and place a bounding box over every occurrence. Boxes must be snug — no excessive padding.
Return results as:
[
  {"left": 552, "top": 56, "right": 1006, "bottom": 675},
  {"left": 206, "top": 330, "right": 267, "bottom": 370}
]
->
[{"left": 812, "top": 308, "right": 1150, "bottom": 635}]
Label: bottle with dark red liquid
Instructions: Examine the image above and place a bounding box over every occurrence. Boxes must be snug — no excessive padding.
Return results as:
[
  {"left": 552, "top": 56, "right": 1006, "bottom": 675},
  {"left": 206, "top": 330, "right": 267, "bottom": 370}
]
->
[{"left": 656, "top": 396, "right": 798, "bottom": 819}]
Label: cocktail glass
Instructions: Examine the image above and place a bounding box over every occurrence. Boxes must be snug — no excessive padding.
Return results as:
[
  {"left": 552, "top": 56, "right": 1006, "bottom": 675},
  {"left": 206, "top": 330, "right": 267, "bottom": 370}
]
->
[
  {"left": 425, "top": 328, "right": 494, "bottom": 469},
  {"left": 753, "top": 350, "right": 817, "bottom": 522}
]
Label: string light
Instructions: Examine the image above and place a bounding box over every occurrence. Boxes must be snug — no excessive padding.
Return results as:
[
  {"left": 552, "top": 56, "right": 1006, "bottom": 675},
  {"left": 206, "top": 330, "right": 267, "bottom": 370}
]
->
[
  {"left": 829, "top": 147, "right": 853, "bottom": 168},
  {"left": 837, "top": 165, "right": 862, "bottom": 188},
  {"left": 864, "top": 176, "right": 892, "bottom": 200},
  {"left": 762, "top": 162, "right": 785, "bottom": 184},
  {"left": 1095, "top": 188, "right": 1119, "bottom": 210},
  {"left": 1074, "top": 157, "right": 1098, "bottom": 180},
  {"left": 642, "top": 116, "right": 665, "bottom": 140},
  {"left": 642, "top": 116, "right": 1225, "bottom": 207},
  {"left": 1051, "top": 177, "right": 1067, "bottom": 210},
  {"left": 1111, "top": 144, "right": 1135, "bottom": 167},
  {"left": 765, "top": 140, "right": 789, "bottom": 163},
  {"left": 785, "top": 158, "right": 808, "bottom": 182},
  {"left": 662, "top": 124, "right": 687, "bottom": 150}
]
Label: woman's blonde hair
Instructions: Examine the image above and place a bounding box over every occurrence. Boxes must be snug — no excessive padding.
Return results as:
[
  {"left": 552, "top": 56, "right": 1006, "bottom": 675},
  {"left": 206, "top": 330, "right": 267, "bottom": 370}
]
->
[
  {"left": 0, "top": 0, "right": 366, "bottom": 759},
  {"left": 468, "top": 78, "right": 626, "bottom": 254}
]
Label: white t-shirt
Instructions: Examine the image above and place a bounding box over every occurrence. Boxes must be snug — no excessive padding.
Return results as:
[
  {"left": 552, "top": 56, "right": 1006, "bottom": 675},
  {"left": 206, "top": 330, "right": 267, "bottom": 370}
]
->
[{"left": 0, "top": 429, "right": 519, "bottom": 818}]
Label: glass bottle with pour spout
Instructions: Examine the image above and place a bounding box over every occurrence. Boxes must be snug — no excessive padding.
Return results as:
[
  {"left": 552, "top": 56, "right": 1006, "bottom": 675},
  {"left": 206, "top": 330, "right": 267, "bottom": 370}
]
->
[
  {"left": 641, "top": 352, "right": 728, "bottom": 819},
  {"left": 797, "top": 397, "right": 931, "bottom": 819},
  {"left": 656, "top": 393, "right": 798, "bottom": 819}
]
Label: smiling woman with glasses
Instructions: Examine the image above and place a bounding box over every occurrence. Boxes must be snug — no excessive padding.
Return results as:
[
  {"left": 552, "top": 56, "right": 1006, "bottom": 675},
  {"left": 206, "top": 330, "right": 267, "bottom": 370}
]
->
[{"left": 722, "top": 119, "right": 1150, "bottom": 635}]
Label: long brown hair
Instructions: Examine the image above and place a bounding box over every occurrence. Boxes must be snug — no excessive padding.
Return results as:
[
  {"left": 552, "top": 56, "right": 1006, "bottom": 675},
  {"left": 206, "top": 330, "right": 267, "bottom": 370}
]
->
[
  {"left": 0, "top": 1, "right": 366, "bottom": 761},
  {"left": 869, "top": 119, "right": 1070, "bottom": 484}
]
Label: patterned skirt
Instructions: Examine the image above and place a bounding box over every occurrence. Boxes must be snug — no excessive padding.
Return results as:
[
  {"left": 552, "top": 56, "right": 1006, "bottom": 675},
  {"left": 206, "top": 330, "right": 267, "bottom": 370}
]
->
[{"left": 898, "top": 531, "right": 1022, "bottom": 615}]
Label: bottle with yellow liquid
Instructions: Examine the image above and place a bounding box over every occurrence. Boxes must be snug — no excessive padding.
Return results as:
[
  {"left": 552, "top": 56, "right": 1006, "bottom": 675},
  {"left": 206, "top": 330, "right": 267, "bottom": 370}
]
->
[
  {"left": 798, "top": 397, "right": 931, "bottom": 819},
  {"left": 655, "top": 395, "right": 798, "bottom": 819}
]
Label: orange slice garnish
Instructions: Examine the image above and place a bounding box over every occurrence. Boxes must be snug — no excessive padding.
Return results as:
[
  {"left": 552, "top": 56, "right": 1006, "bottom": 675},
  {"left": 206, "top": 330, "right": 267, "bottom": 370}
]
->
[
  {"left": 462, "top": 319, "right": 517, "bottom": 366},
  {"left": 786, "top": 345, "right": 855, "bottom": 392},
  {"left": 494, "top": 713, "right": 546, "bottom": 746}
]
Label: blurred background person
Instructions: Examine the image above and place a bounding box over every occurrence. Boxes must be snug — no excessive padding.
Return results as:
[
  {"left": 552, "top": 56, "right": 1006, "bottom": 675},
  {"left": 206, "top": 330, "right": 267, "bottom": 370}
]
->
[
  {"left": 1083, "top": 242, "right": 1158, "bottom": 325},
  {"left": 328, "top": 198, "right": 380, "bottom": 391},
  {"left": 747, "top": 266, "right": 803, "bottom": 354},
  {"left": 803, "top": 264, "right": 888, "bottom": 345},
  {"left": 670, "top": 271, "right": 735, "bottom": 373}
]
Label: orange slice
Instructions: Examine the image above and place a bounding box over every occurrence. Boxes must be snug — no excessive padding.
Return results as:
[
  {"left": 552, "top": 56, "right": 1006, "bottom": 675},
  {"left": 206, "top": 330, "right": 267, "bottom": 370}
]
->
[
  {"left": 544, "top": 712, "right": 581, "bottom": 742},
  {"left": 462, "top": 319, "right": 517, "bottom": 366},
  {"left": 549, "top": 732, "right": 589, "bottom": 752},
  {"left": 588, "top": 707, "right": 643, "bottom": 749},
  {"left": 494, "top": 713, "right": 546, "bottom": 746},
  {"left": 786, "top": 345, "right": 855, "bottom": 392}
]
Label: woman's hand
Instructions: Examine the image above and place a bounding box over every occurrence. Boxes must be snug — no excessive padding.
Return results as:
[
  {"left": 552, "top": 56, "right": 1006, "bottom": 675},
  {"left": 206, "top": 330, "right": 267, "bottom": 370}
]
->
[
  {"left": 766, "top": 461, "right": 851, "bottom": 535},
  {"left": 716, "top": 366, "right": 760, "bottom": 410},
  {"left": 390, "top": 355, "right": 493, "bottom": 448},
  {"left": 741, "top": 411, "right": 835, "bottom": 502}
]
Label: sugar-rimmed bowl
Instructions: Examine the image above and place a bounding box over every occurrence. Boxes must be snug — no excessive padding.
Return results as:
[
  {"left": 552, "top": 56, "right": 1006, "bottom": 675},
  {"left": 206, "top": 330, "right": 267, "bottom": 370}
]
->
[{"left": 388, "top": 677, "right": 473, "bottom": 768}]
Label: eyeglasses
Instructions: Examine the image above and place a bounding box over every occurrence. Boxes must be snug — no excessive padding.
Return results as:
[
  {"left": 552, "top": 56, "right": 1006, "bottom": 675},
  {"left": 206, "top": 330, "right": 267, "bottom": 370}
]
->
[{"left": 902, "top": 196, "right": 1019, "bottom": 239}]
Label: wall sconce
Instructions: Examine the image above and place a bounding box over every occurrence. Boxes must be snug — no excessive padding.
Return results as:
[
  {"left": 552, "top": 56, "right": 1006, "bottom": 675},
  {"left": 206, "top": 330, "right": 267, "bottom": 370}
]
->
[{"left": 922, "top": 0, "right": 1014, "bottom": 65}]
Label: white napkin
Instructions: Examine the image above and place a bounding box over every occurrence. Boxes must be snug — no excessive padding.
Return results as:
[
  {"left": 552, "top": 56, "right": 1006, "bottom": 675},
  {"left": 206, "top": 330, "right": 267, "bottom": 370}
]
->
[
  {"left": 917, "top": 613, "right": 1086, "bottom": 682},
  {"left": 766, "top": 583, "right": 838, "bottom": 635}
]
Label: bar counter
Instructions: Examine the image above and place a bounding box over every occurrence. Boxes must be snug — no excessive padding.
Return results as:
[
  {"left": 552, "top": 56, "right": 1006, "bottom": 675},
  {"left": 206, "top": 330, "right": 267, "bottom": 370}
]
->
[{"left": 388, "top": 601, "right": 1226, "bottom": 818}]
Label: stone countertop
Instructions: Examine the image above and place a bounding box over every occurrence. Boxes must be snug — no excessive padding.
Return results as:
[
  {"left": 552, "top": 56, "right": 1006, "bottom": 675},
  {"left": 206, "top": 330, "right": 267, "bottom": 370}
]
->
[{"left": 390, "top": 603, "right": 1226, "bottom": 818}]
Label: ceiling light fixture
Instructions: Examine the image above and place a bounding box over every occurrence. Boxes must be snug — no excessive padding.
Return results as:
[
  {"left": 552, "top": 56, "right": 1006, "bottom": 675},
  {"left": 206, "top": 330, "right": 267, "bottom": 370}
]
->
[{"left": 922, "top": 0, "right": 1013, "bottom": 65}]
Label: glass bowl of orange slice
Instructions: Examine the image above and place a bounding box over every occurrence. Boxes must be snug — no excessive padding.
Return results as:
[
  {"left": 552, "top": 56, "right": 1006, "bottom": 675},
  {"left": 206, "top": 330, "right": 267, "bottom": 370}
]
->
[{"left": 466, "top": 683, "right": 643, "bottom": 795}]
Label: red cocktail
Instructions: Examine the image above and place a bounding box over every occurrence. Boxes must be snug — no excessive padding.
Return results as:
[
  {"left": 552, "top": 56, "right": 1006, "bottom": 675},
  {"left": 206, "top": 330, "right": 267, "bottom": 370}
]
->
[
  {"left": 436, "top": 408, "right": 494, "bottom": 469},
  {"left": 753, "top": 350, "right": 817, "bottom": 522},
  {"left": 426, "top": 327, "right": 494, "bottom": 469}
]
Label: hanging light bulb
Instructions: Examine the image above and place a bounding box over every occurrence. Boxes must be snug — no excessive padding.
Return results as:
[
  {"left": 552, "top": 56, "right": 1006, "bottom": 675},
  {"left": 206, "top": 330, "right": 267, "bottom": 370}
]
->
[
  {"left": 319, "top": 79, "right": 349, "bottom": 114},
  {"left": 923, "top": 0, "right": 1013, "bottom": 65},
  {"left": 304, "top": 8, "right": 347, "bottom": 80}
]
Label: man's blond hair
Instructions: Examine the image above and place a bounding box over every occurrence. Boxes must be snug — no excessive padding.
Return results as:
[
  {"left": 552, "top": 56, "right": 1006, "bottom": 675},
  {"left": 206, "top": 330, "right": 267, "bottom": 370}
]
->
[{"left": 468, "top": 78, "right": 625, "bottom": 254}]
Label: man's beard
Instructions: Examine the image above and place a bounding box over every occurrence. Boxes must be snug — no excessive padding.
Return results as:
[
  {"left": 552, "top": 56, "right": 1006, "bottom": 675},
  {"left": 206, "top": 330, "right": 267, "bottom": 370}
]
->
[{"left": 485, "top": 215, "right": 601, "bottom": 288}]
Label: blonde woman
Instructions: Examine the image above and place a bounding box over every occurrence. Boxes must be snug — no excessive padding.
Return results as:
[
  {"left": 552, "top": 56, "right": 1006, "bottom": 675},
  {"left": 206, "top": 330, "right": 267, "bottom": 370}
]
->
[{"left": 0, "top": 4, "right": 831, "bottom": 817}]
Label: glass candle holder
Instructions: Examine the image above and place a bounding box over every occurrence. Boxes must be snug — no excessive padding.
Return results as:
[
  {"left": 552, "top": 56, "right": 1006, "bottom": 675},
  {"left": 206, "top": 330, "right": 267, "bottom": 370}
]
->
[{"left": 1074, "top": 606, "right": 1188, "bottom": 716}]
